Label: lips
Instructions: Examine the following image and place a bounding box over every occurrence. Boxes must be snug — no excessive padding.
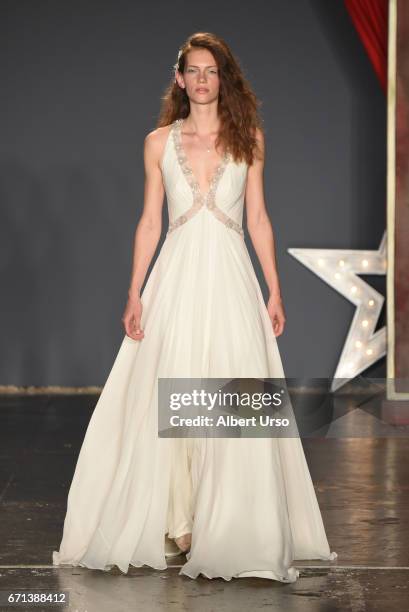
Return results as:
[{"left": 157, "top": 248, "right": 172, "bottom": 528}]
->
[{"left": 196, "top": 88, "right": 209, "bottom": 93}]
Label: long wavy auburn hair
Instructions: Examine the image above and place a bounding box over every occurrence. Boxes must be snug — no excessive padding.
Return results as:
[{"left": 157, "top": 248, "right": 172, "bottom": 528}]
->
[{"left": 156, "top": 32, "right": 264, "bottom": 166}]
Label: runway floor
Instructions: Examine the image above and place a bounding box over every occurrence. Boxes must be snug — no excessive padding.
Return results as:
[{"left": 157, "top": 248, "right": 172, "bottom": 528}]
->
[{"left": 0, "top": 387, "right": 408, "bottom": 612}]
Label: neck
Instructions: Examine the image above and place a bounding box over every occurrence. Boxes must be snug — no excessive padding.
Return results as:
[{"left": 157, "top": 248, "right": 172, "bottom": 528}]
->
[{"left": 183, "top": 108, "right": 220, "bottom": 135}]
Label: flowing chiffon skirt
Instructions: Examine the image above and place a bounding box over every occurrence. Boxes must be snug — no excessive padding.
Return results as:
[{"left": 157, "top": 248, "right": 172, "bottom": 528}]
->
[{"left": 52, "top": 211, "right": 337, "bottom": 582}]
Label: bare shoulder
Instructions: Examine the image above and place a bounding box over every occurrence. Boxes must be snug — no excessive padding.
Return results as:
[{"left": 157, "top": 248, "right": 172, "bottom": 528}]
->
[
  {"left": 248, "top": 126, "right": 265, "bottom": 168},
  {"left": 144, "top": 124, "right": 173, "bottom": 164},
  {"left": 253, "top": 127, "right": 265, "bottom": 153}
]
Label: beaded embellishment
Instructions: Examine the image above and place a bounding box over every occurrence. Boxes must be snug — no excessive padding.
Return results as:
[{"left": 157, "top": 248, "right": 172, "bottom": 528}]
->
[{"left": 167, "top": 118, "right": 244, "bottom": 237}]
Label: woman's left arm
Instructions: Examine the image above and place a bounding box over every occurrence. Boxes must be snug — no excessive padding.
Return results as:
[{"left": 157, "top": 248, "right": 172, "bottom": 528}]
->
[{"left": 245, "top": 128, "right": 286, "bottom": 337}]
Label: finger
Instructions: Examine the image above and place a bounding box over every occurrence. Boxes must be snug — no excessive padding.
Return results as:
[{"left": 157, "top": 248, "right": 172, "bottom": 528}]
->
[
  {"left": 124, "top": 316, "right": 138, "bottom": 339},
  {"left": 122, "top": 314, "right": 142, "bottom": 340},
  {"left": 132, "top": 331, "right": 145, "bottom": 341},
  {"left": 131, "top": 320, "right": 145, "bottom": 340},
  {"left": 125, "top": 324, "right": 136, "bottom": 339},
  {"left": 276, "top": 320, "right": 284, "bottom": 336},
  {"left": 273, "top": 318, "right": 282, "bottom": 336},
  {"left": 132, "top": 319, "right": 143, "bottom": 334},
  {"left": 125, "top": 328, "right": 144, "bottom": 340}
]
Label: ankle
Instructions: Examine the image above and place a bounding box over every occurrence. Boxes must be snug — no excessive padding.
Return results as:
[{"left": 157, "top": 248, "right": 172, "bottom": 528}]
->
[{"left": 175, "top": 533, "right": 192, "bottom": 552}]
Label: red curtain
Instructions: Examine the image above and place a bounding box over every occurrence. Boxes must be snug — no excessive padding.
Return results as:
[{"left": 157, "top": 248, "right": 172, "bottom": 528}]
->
[{"left": 344, "top": 0, "right": 388, "bottom": 92}]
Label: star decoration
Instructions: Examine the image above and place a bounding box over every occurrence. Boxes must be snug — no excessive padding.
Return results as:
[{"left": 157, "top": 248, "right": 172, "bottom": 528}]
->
[{"left": 288, "top": 232, "right": 386, "bottom": 392}]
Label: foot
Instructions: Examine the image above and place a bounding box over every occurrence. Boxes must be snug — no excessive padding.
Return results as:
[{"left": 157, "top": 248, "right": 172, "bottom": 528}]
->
[{"left": 174, "top": 533, "right": 192, "bottom": 553}]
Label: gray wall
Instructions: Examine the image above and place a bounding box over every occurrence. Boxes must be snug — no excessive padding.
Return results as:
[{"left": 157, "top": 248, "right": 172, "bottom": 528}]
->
[{"left": 0, "top": 0, "right": 386, "bottom": 386}]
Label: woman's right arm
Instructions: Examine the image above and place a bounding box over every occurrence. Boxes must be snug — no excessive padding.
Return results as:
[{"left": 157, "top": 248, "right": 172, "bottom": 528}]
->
[{"left": 122, "top": 128, "right": 166, "bottom": 340}]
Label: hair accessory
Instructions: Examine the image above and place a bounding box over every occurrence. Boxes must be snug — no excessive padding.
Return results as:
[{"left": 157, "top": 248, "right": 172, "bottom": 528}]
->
[{"left": 173, "top": 49, "right": 183, "bottom": 81}]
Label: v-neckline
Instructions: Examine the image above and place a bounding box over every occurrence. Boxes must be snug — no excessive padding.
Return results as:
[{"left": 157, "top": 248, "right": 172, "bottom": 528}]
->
[{"left": 173, "top": 118, "right": 230, "bottom": 202}]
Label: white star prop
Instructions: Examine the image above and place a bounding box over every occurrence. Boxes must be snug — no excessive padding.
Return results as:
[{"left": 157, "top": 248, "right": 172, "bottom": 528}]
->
[{"left": 288, "top": 232, "right": 386, "bottom": 392}]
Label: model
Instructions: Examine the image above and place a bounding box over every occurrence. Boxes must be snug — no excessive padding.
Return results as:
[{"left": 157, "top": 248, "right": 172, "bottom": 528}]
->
[{"left": 52, "top": 31, "right": 337, "bottom": 583}]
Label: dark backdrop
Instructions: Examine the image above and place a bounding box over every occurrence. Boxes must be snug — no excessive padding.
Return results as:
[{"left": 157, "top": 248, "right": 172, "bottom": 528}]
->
[{"left": 0, "top": 0, "right": 386, "bottom": 385}]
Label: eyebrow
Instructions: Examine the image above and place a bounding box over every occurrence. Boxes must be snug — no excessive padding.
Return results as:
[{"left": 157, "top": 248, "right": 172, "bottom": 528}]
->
[{"left": 186, "top": 64, "right": 218, "bottom": 68}]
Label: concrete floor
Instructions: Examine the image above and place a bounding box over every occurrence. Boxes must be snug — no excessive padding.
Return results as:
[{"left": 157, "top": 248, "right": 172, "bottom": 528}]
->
[{"left": 0, "top": 389, "right": 408, "bottom": 612}]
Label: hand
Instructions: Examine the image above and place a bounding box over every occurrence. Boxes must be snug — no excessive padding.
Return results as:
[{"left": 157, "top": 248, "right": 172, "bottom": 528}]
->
[
  {"left": 267, "top": 293, "right": 286, "bottom": 337},
  {"left": 122, "top": 294, "right": 145, "bottom": 341}
]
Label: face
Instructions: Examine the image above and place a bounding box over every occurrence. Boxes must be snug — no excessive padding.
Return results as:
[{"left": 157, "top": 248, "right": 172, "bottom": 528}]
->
[{"left": 176, "top": 48, "right": 220, "bottom": 104}]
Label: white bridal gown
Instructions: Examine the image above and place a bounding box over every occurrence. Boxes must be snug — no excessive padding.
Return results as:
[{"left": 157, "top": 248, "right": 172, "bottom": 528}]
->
[{"left": 52, "top": 118, "right": 337, "bottom": 583}]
